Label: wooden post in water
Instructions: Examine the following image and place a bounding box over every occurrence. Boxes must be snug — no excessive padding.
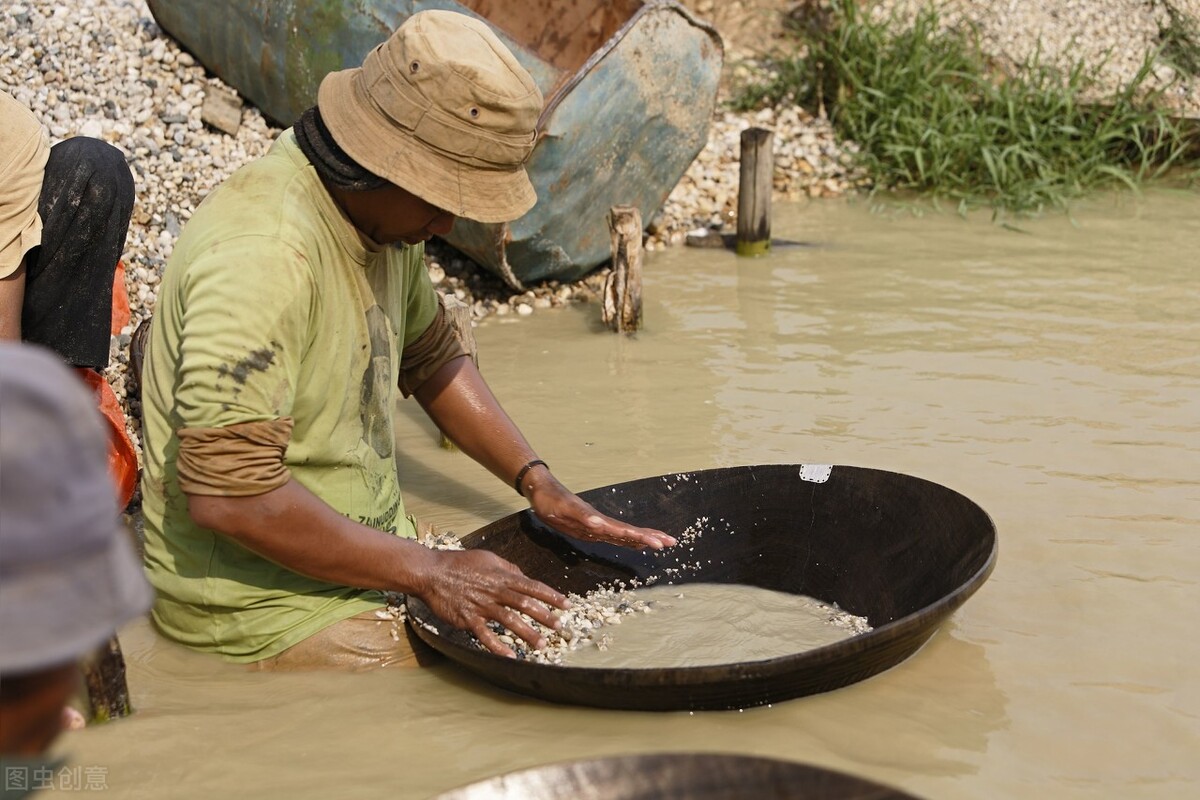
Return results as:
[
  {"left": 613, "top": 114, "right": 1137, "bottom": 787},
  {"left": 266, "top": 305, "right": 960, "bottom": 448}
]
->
[
  {"left": 602, "top": 205, "right": 643, "bottom": 333},
  {"left": 440, "top": 294, "right": 477, "bottom": 451},
  {"left": 736, "top": 127, "right": 774, "bottom": 256},
  {"left": 81, "top": 637, "right": 133, "bottom": 722}
]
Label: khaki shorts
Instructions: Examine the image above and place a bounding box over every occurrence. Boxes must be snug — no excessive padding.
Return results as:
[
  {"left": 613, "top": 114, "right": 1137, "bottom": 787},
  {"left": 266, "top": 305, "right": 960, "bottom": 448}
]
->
[
  {"left": 246, "top": 609, "right": 439, "bottom": 672},
  {"left": 247, "top": 517, "right": 449, "bottom": 673}
]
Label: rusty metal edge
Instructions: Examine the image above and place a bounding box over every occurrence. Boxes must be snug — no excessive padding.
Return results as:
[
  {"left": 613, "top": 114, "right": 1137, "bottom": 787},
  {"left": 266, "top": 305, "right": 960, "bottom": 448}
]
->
[{"left": 536, "top": 0, "right": 725, "bottom": 131}]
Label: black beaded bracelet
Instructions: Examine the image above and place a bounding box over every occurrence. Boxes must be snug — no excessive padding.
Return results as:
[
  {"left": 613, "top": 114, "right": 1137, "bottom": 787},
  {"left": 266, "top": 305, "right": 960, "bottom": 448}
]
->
[{"left": 513, "top": 459, "right": 548, "bottom": 496}]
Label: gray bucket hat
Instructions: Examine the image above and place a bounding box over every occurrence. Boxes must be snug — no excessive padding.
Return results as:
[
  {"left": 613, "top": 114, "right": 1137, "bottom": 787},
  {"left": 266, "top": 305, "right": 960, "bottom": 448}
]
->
[{"left": 0, "top": 343, "right": 152, "bottom": 674}]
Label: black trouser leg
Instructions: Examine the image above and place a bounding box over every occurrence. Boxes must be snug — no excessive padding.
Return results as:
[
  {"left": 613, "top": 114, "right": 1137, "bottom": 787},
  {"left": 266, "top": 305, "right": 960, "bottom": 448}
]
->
[{"left": 21, "top": 137, "right": 134, "bottom": 370}]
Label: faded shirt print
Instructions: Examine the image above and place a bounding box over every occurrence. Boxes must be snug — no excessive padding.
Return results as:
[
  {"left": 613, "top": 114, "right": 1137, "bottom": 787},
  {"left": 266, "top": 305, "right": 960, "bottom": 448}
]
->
[{"left": 359, "top": 305, "right": 394, "bottom": 459}]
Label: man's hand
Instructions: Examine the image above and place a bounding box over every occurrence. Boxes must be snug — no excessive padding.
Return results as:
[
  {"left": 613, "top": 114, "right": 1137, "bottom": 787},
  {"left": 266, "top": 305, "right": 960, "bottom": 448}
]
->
[
  {"left": 525, "top": 470, "right": 677, "bottom": 551},
  {"left": 189, "top": 481, "right": 573, "bottom": 659},
  {"left": 415, "top": 549, "right": 570, "bottom": 657}
]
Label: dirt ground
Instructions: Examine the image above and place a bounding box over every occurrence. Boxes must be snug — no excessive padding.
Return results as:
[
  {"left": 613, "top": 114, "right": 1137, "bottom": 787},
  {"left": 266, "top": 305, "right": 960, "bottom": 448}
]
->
[{"left": 679, "top": 0, "right": 794, "bottom": 60}]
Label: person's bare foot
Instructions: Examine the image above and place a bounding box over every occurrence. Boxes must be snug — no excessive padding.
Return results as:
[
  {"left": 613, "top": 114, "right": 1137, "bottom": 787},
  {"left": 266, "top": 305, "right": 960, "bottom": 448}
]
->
[{"left": 61, "top": 706, "right": 86, "bottom": 731}]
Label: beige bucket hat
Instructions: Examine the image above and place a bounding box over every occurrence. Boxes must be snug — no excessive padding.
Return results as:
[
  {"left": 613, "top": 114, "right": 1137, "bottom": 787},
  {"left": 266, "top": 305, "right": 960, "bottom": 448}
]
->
[{"left": 318, "top": 10, "right": 543, "bottom": 224}]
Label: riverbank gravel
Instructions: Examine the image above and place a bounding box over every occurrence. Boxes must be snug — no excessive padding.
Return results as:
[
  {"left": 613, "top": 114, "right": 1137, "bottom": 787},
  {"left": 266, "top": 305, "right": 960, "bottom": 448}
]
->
[
  {"left": 872, "top": 0, "right": 1200, "bottom": 116},
  {"left": 2, "top": 0, "right": 1196, "bottom": 458}
]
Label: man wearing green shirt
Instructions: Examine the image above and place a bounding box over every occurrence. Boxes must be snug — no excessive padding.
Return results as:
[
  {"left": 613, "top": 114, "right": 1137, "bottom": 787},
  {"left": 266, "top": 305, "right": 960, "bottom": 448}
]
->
[{"left": 139, "top": 10, "right": 674, "bottom": 670}]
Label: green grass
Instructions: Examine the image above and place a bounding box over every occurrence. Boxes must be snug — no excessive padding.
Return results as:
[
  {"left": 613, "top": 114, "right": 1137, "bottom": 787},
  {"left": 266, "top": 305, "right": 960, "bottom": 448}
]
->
[
  {"left": 1158, "top": 0, "right": 1200, "bottom": 76},
  {"left": 727, "top": 55, "right": 816, "bottom": 112},
  {"left": 731, "top": 0, "right": 1199, "bottom": 216}
]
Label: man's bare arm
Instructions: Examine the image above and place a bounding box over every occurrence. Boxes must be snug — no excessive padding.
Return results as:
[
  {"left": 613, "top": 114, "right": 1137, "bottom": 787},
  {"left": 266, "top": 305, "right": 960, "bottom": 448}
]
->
[
  {"left": 413, "top": 357, "right": 676, "bottom": 550},
  {"left": 0, "top": 258, "right": 26, "bottom": 340},
  {"left": 186, "top": 478, "right": 568, "bottom": 655}
]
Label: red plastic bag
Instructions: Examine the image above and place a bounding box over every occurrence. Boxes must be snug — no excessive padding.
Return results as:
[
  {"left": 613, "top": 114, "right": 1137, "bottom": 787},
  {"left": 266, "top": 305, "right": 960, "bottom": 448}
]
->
[
  {"left": 112, "top": 259, "right": 131, "bottom": 335},
  {"left": 64, "top": 260, "right": 139, "bottom": 509},
  {"left": 76, "top": 368, "right": 138, "bottom": 510}
]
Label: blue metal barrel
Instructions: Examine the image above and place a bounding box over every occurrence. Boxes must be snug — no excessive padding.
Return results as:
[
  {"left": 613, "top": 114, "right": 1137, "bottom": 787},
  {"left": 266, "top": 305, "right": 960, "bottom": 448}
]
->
[{"left": 147, "top": 0, "right": 723, "bottom": 286}]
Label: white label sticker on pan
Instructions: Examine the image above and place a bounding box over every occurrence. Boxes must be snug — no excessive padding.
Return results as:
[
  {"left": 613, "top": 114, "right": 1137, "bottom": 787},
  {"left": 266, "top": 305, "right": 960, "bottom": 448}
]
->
[{"left": 799, "top": 464, "right": 833, "bottom": 483}]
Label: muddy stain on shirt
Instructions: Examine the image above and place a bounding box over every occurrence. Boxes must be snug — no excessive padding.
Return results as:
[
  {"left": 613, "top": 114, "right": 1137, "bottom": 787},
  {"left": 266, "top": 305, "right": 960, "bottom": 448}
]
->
[{"left": 217, "top": 341, "right": 281, "bottom": 385}]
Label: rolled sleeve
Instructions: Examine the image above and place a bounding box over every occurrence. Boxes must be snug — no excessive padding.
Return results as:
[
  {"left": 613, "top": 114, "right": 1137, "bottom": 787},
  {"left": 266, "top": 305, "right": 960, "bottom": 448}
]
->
[
  {"left": 398, "top": 296, "right": 469, "bottom": 397},
  {"left": 177, "top": 418, "right": 295, "bottom": 496}
]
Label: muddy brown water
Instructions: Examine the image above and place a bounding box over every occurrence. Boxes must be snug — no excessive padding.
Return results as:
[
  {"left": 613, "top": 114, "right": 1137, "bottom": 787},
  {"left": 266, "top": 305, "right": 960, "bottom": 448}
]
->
[{"left": 62, "top": 192, "right": 1198, "bottom": 798}]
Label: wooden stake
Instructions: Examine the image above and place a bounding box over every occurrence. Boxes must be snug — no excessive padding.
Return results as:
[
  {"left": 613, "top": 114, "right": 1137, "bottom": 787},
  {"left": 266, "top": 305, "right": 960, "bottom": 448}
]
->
[
  {"left": 81, "top": 637, "right": 133, "bottom": 722},
  {"left": 602, "top": 205, "right": 643, "bottom": 333},
  {"left": 440, "top": 294, "right": 477, "bottom": 451},
  {"left": 736, "top": 127, "right": 774, "bottom": 256}
]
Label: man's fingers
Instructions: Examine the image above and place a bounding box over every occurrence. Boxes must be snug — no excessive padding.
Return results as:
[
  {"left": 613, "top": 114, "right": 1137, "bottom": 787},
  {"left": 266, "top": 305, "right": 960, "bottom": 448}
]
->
[
  {"left": 468, "top": 598, "right": 555, "bottom": 656},
  {"left": 611, "top": 528, "right": 677, "bottom": 550},
  {"left": 502, "top": 590, "right": 564, "bottom": 631},
  {"left": 493, "top": 607, "right": 548, "bottom": 651},
  {"left": 457, "top": 572, "right": 572, "bottom": 656},
  {"left": 421, "top": 551, "right": 561, "bottom": 657},
  {"left": 471, "top": 621, "right": 516, "bottom": 658},
  {"left": 515, "top": 578, "right": 570, "bottom": 612},
  {"left": 532, "top": 488, "right": 676, "bottom": 551},
  {"left": 642, "top": 529, "right": 678, "bottom": 548},
  {"left": 579, "top": 517, "right": 678, "bottom": 550},
  {"left": 487, "top": 559, "right": 569, "bottom": 613}
]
